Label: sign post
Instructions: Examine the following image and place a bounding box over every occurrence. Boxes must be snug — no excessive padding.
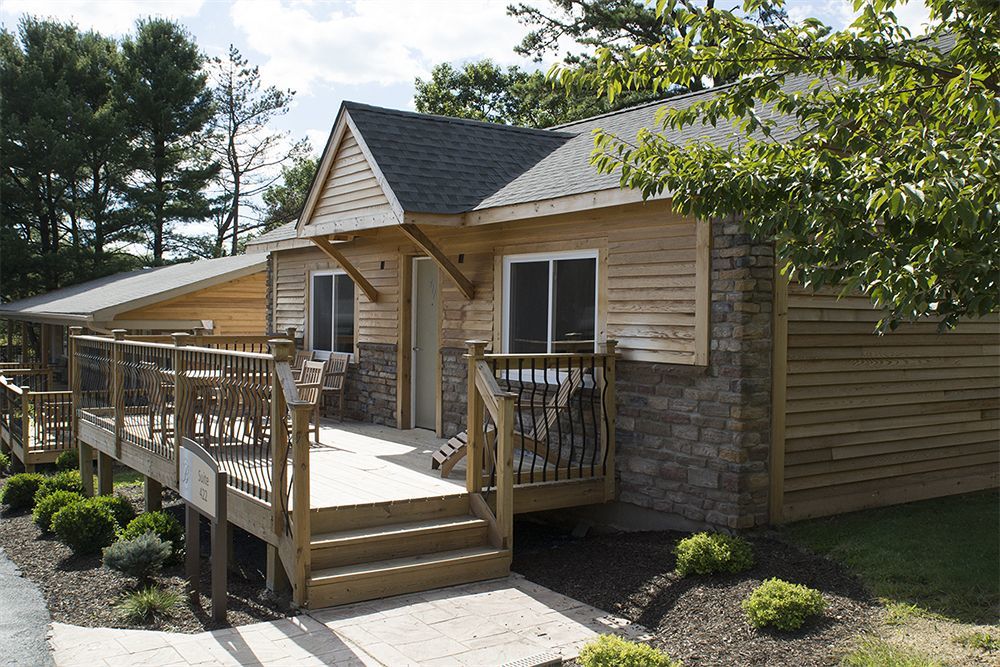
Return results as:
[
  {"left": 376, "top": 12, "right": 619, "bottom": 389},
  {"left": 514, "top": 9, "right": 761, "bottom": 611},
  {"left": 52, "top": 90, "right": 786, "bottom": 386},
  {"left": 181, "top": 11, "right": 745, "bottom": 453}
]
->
[{"left": 179, "top": 437, "right": 228, "bottom": 623}]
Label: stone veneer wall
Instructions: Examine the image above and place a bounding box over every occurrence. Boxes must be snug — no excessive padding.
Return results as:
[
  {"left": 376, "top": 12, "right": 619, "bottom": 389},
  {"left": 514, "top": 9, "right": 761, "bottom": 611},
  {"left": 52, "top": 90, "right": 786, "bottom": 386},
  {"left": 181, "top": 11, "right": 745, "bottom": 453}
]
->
[
  {"left": 441, "top": 348, "right": 468, "bottom": 438},
  {"left": 340, "top": 342, "right": 397, "bottom": 427},
  {"left": 615, "top": 218, "right": 773, "bottom": 529}
]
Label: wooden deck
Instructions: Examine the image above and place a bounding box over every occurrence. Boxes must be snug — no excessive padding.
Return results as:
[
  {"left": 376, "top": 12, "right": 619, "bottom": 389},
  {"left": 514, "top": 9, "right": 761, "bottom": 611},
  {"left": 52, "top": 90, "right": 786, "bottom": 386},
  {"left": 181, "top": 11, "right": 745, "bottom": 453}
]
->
[{"left": 308, "top": 421, "right": 465, "bottom": 508}]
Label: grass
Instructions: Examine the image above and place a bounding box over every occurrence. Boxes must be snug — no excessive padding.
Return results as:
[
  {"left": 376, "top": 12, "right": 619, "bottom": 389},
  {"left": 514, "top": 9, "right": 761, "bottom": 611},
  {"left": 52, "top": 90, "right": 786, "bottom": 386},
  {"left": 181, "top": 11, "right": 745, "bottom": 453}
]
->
[
  {"left": 839, "top": 637, "right": 943, "bottom": 667},
  {"left": 783, "top": 490, "right": 999, "bottom": 624},
  {"left": 118, "top": 586, "right": 183, "bottom": 623},
  {"left": 954, "top": 630, "right": 998, "bottom": 652}
]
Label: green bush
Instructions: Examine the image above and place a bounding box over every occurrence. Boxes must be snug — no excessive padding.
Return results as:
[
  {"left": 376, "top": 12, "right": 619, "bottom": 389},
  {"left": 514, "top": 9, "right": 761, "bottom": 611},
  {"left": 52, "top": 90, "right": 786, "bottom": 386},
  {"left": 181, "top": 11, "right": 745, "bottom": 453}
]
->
[
  {"left": 0, "top": 451, "right": 10, "bottom": 474},
  {"left": 674, "top": 532, "right": 754, "bottom": 576},
  {"left": 103, "top": 532, "right": 171, "bottom": 583},
  {"left": 0, "top": 472, "right": 45, "bottom": 510},
  {"left": 120, "top": 511, "right": 183, "bottom": 562},
  {"left": 55, "top": 449, "right": 79, "bottom": 471},
  {"left": 32, "top": 490, "right": 84, "bottom": 532},
  {"left": 743, "top": 578, "right": 826, "bottom": 631},
  {"left": 34, "top": 470, "right": 84, "bottom": 504},
  {"left": 90, "top": 494, "right": 135, "bottom": 528},
  {"left": 118, "top": 586, "right": 182, "bottom": 623},
  {"left": 578, "top": 635, "right": 681, "bottom": 667},
  {"left": 51, "top": 498, "right": 118, "bottom": 555}
]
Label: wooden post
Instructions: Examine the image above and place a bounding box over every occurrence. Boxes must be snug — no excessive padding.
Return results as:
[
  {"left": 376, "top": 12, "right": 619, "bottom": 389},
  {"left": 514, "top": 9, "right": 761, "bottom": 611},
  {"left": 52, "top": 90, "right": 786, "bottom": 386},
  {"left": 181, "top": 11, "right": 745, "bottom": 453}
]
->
[
  {"left": 266, "top": 544, "right": 291, "bottom": 598},
  {"left": 496, "top": 394, "right": 514, "bottom": 550},
  {"left": 289, "top": 403, "right": 311, "bottom": 607},
  {"left": 111, "top": 329, "right": 126, "bottom": 458},
  {"left": 602, "top": 340, "right": 618, "bottom": 502},
  {"left": 285, "top": 327, "right": 296, "bottom": 343},
  {"left": 171, "top": 333, "right": 190, "bottom": 474},
  {"left": 20, "top": 387, "right": 32, "bottom": 471},
  {"left": 269, "top": 339, "right": 293, "bottom": 535},
  {"left": 68, "top": 326, "right": 93, "bottom": 496},
  {"left": 185, "top": 504, "right": 200, "bottom": 594},
  {"left": 465, "top": 341, "right": 488, "bottom": 495},
  {"left": 20, "top": 321, "right": 28, "bottom": 366},
  {"left": 39, "top": 324, "right": 50, "bottom": 369},
  {"left": 211, "top": 471, "right": 228, "bottom": 623},
  {"left": 769, "top": 269, "right": 789, "bottom": 524},
  {"left": 97, "top": 452, "right": 114, "bottom": 495}
]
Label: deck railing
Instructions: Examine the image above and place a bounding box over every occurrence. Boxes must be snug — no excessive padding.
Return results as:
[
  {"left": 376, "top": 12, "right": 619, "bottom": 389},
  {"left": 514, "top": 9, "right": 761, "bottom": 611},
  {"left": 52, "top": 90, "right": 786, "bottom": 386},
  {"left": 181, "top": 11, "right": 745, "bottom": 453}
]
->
[
  {"left": 70, "top": 330, "right": 312, "bottom": 605},
  {"left": 0, "top": 374, "right": 74, "bottom": 461}
]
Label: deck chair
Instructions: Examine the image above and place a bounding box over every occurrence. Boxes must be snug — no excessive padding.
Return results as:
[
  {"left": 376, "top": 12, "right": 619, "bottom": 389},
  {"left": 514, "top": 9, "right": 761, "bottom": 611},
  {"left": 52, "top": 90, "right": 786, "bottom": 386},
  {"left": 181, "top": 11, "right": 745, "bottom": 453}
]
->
[
  {"left": 321, "top": 352, "right": 350, "bottom": 421},
  {"left": 291, "top": 350, "right": 314, "bottom": 382},
  {"left": 296, "top": 360, "right": 326, "bottom": 444},
  {"left": 431, "top": 366, "right": 583, "bottom": 478}
]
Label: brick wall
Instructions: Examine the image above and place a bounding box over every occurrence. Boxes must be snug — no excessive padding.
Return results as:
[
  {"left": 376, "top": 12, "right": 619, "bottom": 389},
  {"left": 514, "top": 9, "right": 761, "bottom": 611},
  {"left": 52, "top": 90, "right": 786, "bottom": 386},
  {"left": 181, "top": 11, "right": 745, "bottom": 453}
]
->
[{"left": 615, "top": 219, "right": 773, "bottom": 529}]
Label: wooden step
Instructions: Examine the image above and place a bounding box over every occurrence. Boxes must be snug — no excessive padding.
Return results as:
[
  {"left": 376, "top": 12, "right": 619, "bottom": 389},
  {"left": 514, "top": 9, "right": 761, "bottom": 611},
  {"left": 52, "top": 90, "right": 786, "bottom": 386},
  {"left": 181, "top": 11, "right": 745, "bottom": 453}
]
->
[
  {"left": 311, "top": 516, "right": 489, "bottom": 569},
  {"left": 307, "top": 546, "right": 511, "bottom": 608},
  {"left": 310, "top": 493, "right": 470, "bottom": 533}
]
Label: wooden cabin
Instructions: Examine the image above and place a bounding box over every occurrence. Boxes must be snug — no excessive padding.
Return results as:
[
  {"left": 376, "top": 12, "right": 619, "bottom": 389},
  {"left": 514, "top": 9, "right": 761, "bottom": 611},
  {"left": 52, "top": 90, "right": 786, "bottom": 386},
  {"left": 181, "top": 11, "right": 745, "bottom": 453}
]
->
[
  {"left": 0, "top": 254, "right": 268, "bottom": 470},
  {"left": 61, "top": 97, "right": 997, "bottom": 611}
]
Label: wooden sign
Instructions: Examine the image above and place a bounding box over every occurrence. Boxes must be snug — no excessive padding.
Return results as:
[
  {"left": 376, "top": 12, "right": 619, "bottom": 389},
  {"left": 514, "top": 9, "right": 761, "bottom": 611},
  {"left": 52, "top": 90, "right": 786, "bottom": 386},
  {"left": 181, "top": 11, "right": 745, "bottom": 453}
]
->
[{"left": 180, "top": 437, "right": 228, "bottom": 623}]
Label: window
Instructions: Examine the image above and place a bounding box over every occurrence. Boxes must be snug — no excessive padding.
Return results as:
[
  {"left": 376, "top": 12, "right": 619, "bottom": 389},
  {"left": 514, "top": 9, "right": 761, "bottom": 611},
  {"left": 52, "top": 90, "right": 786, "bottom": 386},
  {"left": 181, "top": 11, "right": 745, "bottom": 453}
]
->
[
  {"left": 503, "top": 251, "right": 598, "bottom": 353},
  {"left": 310, "top": 271, "right": 355, "bottom": 357}
]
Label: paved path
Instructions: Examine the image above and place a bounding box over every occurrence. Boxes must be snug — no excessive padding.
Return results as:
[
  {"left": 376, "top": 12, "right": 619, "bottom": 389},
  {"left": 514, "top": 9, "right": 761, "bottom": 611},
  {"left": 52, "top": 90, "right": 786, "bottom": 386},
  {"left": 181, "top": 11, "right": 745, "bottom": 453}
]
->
[
  {"left": 0, "top": 547, "right": 54, "bottom": 667},
  {"left": 49, "top": 575, "right": 648, "bottom": 666}
]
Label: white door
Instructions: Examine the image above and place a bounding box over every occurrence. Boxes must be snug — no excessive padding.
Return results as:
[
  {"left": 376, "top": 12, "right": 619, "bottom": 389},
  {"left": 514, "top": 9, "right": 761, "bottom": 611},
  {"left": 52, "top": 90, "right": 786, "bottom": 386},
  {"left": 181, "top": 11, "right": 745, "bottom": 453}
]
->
[{"left": 411, "top": 258, "right": 439, "bottom": 430}]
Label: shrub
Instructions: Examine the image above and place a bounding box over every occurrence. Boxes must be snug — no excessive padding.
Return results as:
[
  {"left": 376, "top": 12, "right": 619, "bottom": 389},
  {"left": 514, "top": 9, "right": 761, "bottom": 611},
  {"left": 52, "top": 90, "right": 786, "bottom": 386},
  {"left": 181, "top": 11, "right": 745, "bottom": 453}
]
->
[
  {"left": 0, "top": 451, "right": 10, "bottom": 474},
  {"left": 578, "top": 635, "right": 681, "bottom": 667},
  {"left": 32, "top": 490, "right": 84, "bottom": 532},
  {"left": 0, "top": 472, "right": 45, "bottom": 511},
  {"left": 51, "top": 498, "right": 118, "bottom": 555},
  {"left": 103, "top": 532, "right": 171, "bottom": 583},
  {"left": 674, "top": 532, "right": 754, "bottom": 576},
  {"left": 34, "top": 470, "right": 84, "bottom": 504},
  {"left": 90, "top": 494, "right": 136, "bottom": 528},
  {"left": 120, "top": 511, "right": 183, "bottom": 562},
  {"left": 118, "top": 586, "right": 182, "bottom": 623},
  {"left": 55, "top": 449, "right": 79, "bottom": 471},
  {"left": 743, "top": 578, "right": 825, "bottom": 631}
]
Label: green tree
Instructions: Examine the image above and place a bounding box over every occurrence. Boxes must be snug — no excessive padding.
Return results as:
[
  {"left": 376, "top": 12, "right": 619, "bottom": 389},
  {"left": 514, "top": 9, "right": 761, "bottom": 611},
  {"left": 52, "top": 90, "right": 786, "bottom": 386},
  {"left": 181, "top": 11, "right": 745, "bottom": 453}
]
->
[
  {"left": 559, "top": 0, "right": 999, "bottom": 328},
  {"left": 259, "top": 152, "right": 318, "bottom": 232},
  {"left": 205, "top": 45, "right": 308, "bottom": 257},
  {"left": 120, "top": 18, "right": 217, "bottom": 264}
]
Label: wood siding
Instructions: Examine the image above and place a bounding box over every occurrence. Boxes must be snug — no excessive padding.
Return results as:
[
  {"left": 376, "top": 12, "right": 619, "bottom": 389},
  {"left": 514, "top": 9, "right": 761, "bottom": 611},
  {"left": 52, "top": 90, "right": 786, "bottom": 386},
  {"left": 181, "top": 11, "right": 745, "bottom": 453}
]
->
[
  {"left": 115, "top": 273, "right": 267, "bottom": 335},
  {"left": 778, "top": 284, "right": 999, "bottom": 521},
  {"left": 274, "top": 201, "right": 708, "bottom": 364},
  {"left": 304, "top": 130, "right": 392, "bottom": 232}
]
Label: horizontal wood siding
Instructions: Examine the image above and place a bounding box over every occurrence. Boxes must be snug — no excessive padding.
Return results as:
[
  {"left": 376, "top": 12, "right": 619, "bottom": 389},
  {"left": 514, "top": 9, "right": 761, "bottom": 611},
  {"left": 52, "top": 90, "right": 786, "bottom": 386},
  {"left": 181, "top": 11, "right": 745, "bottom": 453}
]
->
[
  {"left": 115, "top": 273, "right": 267, "bottom": 335},
  {"left": 781, "top": 285, "right": 999, "bottom": 520},
  {"left": 274, "top": 201, "right": 705, "bottom": 363},
  {"left": 305, "top": 130, "right": 392, "bottom": 231}
]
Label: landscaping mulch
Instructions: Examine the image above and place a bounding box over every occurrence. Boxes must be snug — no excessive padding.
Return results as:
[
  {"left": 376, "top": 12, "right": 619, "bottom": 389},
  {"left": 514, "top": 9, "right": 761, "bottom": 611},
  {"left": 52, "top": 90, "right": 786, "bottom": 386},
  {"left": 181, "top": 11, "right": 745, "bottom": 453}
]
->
[
  {"left": 512, "top": 522, "right": 882, "bottom": 667},
  {"left": 0, "top": 479, "right": 293, "bottom": 633}
]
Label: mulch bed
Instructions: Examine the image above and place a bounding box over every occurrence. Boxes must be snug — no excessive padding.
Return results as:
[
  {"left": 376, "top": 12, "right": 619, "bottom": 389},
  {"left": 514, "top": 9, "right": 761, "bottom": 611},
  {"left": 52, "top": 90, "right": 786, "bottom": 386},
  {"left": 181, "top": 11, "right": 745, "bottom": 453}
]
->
[
  {"left": 512, "top": 521, "right": 882, "bottom": 667},
  {"left": 0, "top": 474, "right": 293, "bottom": 633}
]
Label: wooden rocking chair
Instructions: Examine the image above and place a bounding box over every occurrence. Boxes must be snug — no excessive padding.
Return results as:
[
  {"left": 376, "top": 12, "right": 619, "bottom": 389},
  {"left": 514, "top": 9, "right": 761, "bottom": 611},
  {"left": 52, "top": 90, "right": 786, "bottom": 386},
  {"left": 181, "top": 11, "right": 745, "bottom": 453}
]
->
[
  {"left": 296, "top": 360, "right": 326, "bottom": 444},
  {"left": 431, "top": 367, "right": 583, "bottom": 478}
]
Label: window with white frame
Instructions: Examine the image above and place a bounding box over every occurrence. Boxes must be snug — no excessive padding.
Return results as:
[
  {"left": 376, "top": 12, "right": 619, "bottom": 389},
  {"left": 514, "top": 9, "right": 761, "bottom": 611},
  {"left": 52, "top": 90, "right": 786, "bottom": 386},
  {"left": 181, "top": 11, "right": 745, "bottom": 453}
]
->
[
  {"left": 310, "top": 271, "right": 355, "bottom": 357},
  {"left": 502, "top": 251, "right": 598, "bottom": 353}
]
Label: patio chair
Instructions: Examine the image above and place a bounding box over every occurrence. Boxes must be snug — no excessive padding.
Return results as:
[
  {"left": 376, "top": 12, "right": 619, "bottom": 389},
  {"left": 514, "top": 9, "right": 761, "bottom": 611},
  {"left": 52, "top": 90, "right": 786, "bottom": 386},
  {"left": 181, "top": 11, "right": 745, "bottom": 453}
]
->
[
  {"left": 431, "top": 367, "right": 583, "bottom": 478},
  {"left": 296, "top": 360, "right": 327, "bottom": 444},
  {"left": 321, "top": 352, "right": 350, "bottom": 421},
  {"left": 291, "top": 350, "right": 314, "bottom": 382}
]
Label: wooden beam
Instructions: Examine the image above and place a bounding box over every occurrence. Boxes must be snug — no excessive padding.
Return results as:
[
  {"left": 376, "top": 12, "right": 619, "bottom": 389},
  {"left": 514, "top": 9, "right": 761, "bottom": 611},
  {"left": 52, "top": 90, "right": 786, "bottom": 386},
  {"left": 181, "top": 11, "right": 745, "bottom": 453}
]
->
[
  {"left": 398, "top": 223, "right": 474, "bottom": 300},
  {"left": 769, "top": 266, "right": 789, "bottom": 524},
  {"left": 310, "top": 237, "right": 379, "bottom": 303}
]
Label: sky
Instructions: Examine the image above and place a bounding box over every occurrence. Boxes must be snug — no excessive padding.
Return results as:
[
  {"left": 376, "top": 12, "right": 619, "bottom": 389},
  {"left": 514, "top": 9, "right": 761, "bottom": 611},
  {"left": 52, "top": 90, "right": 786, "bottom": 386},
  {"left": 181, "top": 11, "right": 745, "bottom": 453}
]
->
[{"left": 0, "top": 0, "right": 933, "bottom": 159}]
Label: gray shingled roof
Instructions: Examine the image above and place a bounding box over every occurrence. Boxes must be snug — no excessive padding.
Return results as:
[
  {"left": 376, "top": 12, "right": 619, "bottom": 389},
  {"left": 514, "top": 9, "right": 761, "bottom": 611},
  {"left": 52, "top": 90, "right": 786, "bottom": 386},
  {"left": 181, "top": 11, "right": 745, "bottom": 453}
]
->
[
  {"left": 345, "top": 102, "right": 573, "bottom": 214},
  {"left": 248, "top": 222, "right": 297, "bottom": 247},
  {"left": 0, "top": 253, "right": 266, "bottom": 320}
]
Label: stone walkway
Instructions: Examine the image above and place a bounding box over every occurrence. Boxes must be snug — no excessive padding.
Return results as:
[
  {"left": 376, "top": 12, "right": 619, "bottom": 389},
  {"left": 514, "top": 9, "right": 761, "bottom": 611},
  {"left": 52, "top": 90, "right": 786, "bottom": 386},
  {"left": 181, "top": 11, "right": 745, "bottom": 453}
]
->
[{"left": 48, "top": 575, "right": 648, "bottom": 666}]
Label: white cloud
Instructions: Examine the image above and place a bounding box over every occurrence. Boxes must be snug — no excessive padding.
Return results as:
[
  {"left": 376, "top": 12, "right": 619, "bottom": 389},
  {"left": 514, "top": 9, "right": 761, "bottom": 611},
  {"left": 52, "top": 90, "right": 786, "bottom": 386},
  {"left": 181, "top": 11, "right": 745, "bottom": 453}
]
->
[
  {"left": 229, "top": 0, "right": 549, "bottom": 96},
  {"left": 787, "top": 0, "right": 931, "bottom": 34},
  {"left": 0, "top": 0, "right": 204, "bottom": 36}
]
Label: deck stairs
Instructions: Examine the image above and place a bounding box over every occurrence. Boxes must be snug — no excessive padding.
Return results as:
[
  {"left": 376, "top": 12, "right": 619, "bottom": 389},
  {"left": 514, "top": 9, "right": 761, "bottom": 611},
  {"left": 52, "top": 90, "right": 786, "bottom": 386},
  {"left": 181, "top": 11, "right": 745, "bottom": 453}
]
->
[{"left": 307, "top": 492, "right": 511, "bottom": 608}]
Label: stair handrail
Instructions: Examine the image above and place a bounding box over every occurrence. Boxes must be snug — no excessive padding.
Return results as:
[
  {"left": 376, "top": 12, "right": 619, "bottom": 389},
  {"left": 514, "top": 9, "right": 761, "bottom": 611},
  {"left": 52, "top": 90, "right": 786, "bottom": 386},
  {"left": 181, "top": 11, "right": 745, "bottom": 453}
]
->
[{"left": 466, "top": 340, "right": 517, "bottom": 550}]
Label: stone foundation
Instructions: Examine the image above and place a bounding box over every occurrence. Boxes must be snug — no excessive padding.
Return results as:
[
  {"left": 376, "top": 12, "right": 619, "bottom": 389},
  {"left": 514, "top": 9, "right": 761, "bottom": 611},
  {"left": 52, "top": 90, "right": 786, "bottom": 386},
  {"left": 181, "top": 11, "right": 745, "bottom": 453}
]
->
[
  {"left": 441, "top": 347, "right": 467, "bottom": 437},
  {"left": 339, "top": 342, "right": 397, "bottom": 427}
]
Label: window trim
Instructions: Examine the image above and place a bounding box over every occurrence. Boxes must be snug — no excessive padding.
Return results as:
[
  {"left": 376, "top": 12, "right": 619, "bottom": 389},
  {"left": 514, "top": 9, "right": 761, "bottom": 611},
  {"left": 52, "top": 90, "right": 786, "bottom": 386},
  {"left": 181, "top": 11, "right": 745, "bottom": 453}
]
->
[
  {"left": 501, "top": 249, "right": 599, "bottom": 354},
  {"left": 308, "top": 269, "right": 355, "bottom": 360}
]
